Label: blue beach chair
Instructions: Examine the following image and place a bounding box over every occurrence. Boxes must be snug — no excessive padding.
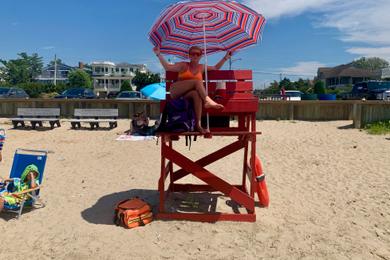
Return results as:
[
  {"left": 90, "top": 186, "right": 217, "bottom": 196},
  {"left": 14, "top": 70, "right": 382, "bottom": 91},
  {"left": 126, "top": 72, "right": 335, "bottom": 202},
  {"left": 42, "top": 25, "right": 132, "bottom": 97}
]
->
[
  {"left": 1, "top": 149, "right": 48, "bottom": 219},
  {"left": 0, "top": 128, "right": 5, "bottom": 161}
]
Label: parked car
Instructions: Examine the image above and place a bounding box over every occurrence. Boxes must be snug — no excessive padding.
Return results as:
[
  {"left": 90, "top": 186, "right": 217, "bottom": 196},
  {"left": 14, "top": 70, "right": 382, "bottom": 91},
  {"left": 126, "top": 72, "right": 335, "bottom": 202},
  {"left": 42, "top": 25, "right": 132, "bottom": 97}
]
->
[
  {"left": 284, "top": 90, "right": 302, "bottom": 101},
  {"left": 342, "top": 81, "right": 390, "bottom": 100},
  {"left": 115, "top": 91, "right": 143, "bottom": 100},
  {"left": 54, "top": 88, "right": 96, "bottom": 99},
  {"left": 0, "top": 87, "right": 29, "bottom": 99}
]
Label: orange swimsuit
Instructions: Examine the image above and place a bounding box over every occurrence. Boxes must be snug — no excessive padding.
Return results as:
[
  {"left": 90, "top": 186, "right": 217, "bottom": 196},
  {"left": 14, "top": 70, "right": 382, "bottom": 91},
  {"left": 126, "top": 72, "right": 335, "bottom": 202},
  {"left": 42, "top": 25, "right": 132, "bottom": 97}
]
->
[{"left": 177, "top": 63, "right": 203, "bottom": 81}]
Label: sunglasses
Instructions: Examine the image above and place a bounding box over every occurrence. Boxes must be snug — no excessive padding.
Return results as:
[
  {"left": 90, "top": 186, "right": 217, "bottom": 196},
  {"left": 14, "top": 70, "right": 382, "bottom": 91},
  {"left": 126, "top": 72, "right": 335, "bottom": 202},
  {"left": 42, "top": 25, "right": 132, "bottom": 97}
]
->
[{"left": 189, "top": 52, "right": 202, "bottom": 57}]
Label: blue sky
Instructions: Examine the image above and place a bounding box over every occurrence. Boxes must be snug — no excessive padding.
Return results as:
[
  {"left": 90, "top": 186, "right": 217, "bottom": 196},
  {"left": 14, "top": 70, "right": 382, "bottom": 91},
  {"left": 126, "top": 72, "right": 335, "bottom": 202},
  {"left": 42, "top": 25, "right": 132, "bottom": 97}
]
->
[{"left": 1, "top": 0, "right": 389, "bottom": 88}]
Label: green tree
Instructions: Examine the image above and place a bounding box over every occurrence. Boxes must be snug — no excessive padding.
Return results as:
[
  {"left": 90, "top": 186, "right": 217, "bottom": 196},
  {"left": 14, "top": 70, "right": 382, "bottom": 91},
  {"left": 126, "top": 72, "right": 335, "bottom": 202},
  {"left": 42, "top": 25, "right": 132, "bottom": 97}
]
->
[
  {"left": 352, "top": 57, "right": 389, "bottom": 70},
  {"left": 262, "top": 80, "right": 280, "bottom": 94},
  {"left": 68, "top": 69, "right": 92, "bottom": 88},
  {"left": 120, "top": 80, "right": 132, "bottom": 92},
  {"left": 0, "top": 52, "right": 43, "bottom": 84},
  {"left": 49, "top": 58, "right": 63, "bottom": 66},
  {"left": 280, "top": 78, "right": 295, "bottom": 90},
  {"left": 132, "top": 70, "right": 160, "bottom": 91},
  {"left": 313, "top": 80, "right": 325, "bottom": 94}
]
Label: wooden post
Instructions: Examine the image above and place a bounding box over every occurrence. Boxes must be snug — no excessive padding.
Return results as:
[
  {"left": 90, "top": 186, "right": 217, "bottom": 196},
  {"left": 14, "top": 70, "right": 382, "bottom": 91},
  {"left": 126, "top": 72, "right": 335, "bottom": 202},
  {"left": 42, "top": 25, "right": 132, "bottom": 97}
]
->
[
  {"left": 353, "top": 103, "right": 362, "bottom": 128},
  {"left": 288, "top": 103, "right": 294, "bottom": 120}
]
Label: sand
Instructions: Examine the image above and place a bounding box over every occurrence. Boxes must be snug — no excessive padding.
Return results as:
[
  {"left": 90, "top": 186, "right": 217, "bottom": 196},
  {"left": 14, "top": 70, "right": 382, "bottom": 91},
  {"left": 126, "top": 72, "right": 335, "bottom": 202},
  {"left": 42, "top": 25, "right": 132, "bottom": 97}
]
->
[{"left": 0, "top": 119, "right": 389, "bottom": 260}]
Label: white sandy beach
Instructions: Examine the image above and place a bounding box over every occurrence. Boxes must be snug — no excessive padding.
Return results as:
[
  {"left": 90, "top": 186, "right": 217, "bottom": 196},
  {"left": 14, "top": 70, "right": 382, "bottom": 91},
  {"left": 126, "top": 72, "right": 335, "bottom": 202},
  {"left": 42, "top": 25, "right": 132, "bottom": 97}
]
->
[{"left": 0, "top": 118, "right": 389, "bottom": 260}]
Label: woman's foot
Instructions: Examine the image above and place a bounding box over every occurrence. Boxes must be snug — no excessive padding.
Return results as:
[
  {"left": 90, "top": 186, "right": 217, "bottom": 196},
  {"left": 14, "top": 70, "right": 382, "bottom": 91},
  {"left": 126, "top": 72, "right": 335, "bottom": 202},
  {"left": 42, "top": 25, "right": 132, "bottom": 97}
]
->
[
  {"left": 195, "top": 125, "right": 208, "bottom": 134},
  {"left": 204, "top": 96, "right": 224, "bottom": 110}
]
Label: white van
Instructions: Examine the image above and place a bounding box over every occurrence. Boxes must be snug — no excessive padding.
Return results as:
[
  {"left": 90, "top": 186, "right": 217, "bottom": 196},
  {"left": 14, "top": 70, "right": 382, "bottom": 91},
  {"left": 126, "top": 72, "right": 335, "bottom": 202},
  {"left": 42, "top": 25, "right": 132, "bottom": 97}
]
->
[
  {"left": 376, "top": 90, "right": 390, "bottom": 101},
  {"left": 284, "top": 90, "right": 302, "bottom": 101},
  {"left": 383, "top": 90, "right": 390, "bottom": 101}
]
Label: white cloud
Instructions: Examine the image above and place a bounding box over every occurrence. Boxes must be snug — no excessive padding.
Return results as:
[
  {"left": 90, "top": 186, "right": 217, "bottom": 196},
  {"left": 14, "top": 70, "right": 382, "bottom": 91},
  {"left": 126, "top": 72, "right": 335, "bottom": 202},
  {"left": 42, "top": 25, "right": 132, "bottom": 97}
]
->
[
  {"left": 280, "top": 61, "right": 326, "bottom": 77},
  {"left": 243, "top": 0, "right": 336, "bottom": 20},
  {"left": 41, "top": 46, "right": 55, "bottom": 50},
  {"left": 244, "top": 0, "right": 390, "bottom": 60},
  {"left": 347, "top": 47, "right": 390, "bottom": 61}
]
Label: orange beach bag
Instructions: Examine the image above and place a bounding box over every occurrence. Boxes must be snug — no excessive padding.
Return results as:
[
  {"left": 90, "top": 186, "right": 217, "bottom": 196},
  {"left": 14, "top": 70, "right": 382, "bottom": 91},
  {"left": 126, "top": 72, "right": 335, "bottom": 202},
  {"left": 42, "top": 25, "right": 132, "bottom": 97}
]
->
[{"left": 114, "top": 198, "right": 153, "bottom": 229}]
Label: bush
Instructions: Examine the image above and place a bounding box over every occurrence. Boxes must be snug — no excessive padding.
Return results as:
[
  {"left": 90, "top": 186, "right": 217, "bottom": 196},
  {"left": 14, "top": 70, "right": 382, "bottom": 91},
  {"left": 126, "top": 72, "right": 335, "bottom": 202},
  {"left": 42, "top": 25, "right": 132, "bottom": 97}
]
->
[
  {"left": 313, "top": 81, "right": 325, "bottom": 95},
  {"left": 120, "top": 80, "right": 132, "bottom": 92},
  {"left": 68, "top": 69, "right": 92, "bottom": 88},
  {"left": 17, "top": 82, "right": 68, "bottom": 98},
  {"left": 365, "top": 120, "right": 390, "bottom": 135}
]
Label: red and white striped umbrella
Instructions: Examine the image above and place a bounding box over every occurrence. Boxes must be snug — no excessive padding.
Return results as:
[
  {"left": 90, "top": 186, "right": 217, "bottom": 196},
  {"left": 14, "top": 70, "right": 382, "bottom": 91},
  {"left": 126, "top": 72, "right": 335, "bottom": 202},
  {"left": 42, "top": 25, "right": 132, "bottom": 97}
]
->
[{"left": 148, "top": 0, "right": 266, "bottom": 59}]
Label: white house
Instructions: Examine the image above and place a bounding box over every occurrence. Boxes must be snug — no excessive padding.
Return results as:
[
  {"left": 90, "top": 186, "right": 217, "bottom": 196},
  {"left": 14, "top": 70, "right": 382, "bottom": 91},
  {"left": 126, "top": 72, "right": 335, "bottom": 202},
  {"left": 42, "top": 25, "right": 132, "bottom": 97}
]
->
[
  {"left": 381, "top": 67, "right": 390, "bottom": 79},
  {"left": 91, "top": 62, "right": 148, "bottom": 97}
]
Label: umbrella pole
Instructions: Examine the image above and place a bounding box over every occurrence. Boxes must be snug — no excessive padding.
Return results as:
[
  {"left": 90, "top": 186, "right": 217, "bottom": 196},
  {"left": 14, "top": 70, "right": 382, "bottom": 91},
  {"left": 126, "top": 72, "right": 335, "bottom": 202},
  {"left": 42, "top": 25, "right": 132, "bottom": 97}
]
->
[{"left": 202, "top": 18, "right": 210, "bottom": 132}]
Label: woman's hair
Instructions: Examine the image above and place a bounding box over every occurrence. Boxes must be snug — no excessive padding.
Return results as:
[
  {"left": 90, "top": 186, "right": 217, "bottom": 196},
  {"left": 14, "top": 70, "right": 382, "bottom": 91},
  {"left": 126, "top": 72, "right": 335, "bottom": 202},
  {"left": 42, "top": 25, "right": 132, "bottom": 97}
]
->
[{"left": 188, "top": 46, "right": 202, "bottom": 54}]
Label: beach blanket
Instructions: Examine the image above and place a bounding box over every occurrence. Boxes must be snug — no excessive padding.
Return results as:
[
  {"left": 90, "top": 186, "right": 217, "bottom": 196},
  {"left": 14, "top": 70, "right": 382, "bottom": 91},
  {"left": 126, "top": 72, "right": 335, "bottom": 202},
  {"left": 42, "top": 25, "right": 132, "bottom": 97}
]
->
[{"left": 116, "top": 135, "right": 156, "bottom": 141}]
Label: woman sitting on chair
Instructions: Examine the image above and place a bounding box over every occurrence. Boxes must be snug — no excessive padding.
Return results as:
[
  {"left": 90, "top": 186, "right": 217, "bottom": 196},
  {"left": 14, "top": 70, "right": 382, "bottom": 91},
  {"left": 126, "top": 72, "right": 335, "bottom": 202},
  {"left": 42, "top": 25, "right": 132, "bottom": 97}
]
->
[
  {"left": 0, "top": 164, "right": 40, "bottom": 212},
  {"left": 153, "top": 46, "right": 232, "bottom": 133}
]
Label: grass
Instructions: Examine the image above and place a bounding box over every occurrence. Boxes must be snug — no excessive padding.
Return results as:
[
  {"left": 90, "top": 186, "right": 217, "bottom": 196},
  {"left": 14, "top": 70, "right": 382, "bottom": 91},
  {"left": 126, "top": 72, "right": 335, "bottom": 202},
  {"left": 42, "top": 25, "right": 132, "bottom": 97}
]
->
[{"left": 365, "top": 120, "right": 390, "bottom": 135}]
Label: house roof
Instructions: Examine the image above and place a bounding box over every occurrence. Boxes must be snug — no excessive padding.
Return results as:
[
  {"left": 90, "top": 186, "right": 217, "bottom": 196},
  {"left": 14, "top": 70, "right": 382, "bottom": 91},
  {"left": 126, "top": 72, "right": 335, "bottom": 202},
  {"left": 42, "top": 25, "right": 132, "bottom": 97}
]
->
[
  {"left": 43, "top": 63, "right": 75, "bottom": 71},
  {"left": 318, "top": 63, "right": 381, "bottom": 79}
]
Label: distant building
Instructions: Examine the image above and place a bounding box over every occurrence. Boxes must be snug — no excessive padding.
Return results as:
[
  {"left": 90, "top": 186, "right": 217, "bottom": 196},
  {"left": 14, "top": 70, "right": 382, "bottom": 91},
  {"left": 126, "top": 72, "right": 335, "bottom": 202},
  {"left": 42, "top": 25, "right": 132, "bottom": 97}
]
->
[
  {"left": 35, "top": 63, "right": 76, "bottom": 84},
  {"left": 317, "top": 63, "right": 381, "bottom": 88},
  {"left": 91, "top": 62, "right": 148, "bottom": 97},
  {"left": 381, "top": 67, "right": 390, "bottom": 79}
]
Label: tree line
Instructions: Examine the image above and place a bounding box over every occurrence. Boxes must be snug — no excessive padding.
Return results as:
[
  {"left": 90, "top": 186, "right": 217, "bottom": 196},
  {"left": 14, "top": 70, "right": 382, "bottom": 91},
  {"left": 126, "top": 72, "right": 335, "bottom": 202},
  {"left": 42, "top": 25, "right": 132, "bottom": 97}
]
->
[
  {"left": 258, "top": 57, "right": 389, "bottom": 98},
  {"left": 0, "top": 52, "right": 160, "bottom": 98}
]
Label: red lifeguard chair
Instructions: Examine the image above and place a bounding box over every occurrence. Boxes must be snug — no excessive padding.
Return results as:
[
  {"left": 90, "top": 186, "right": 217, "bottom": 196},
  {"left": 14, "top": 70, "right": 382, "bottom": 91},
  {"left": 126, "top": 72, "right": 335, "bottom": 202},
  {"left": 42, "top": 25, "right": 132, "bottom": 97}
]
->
[{"left": 157, "top": 70, "right": 268, "bottom": 222}]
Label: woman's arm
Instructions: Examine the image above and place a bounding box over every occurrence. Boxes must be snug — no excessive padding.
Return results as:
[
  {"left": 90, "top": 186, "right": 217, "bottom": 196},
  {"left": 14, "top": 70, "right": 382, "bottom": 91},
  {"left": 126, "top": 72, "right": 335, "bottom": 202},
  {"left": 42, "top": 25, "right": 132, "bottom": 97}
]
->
[
  {"left": 153, "top": 47, "right": 184, "bottom": 72},
  {"left": 206, "top": 51, "right": 233, "bottom": 71},
  {"left": 29, "top": 173, "right": 37, "bottom": 189}
]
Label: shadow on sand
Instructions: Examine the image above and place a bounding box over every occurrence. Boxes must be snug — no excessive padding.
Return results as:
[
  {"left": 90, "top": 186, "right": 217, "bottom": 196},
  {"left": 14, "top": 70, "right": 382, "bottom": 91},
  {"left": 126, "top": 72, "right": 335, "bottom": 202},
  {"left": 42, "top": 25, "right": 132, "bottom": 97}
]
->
[
  {"left": 81, "top": 189, "right": 159, "bottom": 225},
  {"left": 337, "top": 123, "right": 355, "bottom": 130},
  {"left": 81, "top": 189, "right": 245, "bottom": 225}
]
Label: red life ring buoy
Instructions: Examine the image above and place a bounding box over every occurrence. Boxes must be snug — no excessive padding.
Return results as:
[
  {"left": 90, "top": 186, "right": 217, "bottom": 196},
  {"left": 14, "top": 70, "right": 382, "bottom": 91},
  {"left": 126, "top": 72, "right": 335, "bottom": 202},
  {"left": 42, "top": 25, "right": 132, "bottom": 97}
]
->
[{"left": 251, "top": 155, "right": 269, "bottom": 207}]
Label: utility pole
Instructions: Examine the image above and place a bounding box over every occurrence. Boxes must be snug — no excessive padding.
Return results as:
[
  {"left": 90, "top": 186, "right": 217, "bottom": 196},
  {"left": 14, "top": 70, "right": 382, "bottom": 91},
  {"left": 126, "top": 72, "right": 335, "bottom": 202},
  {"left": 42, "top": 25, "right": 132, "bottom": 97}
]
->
[
  {"left": 54, "top": 54, "right": 57, "bottom": 86},
  {"left": 229, "top": 57, "right": 242, "bottom": 70}
]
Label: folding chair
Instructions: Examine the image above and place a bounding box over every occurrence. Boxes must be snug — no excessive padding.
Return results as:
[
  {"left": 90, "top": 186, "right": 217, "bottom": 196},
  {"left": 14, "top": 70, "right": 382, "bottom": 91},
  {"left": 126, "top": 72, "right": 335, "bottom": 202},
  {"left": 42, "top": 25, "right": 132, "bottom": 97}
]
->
[
  {"left": 1, "top": 149, "right": 47, "bottom": 219},
  {"left": 0, "top": 129, "right": 5, "bottom": 161}
]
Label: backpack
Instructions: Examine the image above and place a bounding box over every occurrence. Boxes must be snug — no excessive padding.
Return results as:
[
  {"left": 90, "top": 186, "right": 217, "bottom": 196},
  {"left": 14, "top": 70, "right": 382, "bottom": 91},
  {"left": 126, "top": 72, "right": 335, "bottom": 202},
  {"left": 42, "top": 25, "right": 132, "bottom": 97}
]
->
[
  {"left": 114, "top": 198, "right": 153, "bottom": 229},
  {"left": 156, "top": 97, "right": 196, "bottom": 133}
]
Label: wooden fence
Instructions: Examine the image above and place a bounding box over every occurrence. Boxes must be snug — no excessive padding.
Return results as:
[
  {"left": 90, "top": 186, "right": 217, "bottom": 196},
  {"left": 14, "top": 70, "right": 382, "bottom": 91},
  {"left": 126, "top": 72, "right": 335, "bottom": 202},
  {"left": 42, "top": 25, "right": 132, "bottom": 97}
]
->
[{"left": 0, "top": 99, "right": 389, "bottom": 128}]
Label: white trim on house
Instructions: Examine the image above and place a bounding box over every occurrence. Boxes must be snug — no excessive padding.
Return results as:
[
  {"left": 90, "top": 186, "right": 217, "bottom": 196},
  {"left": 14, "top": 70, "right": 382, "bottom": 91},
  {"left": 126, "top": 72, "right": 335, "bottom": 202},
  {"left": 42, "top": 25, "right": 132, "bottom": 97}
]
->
[{"left": 91, "top": 61, "right": 148, "bottom": 96}]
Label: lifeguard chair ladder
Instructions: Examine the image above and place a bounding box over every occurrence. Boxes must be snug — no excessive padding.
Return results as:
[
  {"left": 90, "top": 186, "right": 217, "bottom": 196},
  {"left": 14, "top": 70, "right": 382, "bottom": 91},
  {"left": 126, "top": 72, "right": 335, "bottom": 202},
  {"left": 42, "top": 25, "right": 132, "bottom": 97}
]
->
[{"left": 157, "top": 70, "right": 266, "bottom": 222}]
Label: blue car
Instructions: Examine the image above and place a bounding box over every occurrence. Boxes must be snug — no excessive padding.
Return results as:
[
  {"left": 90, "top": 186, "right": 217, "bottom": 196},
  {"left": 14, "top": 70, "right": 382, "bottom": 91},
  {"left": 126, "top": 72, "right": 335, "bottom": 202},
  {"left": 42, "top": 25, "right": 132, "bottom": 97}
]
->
[
  {"left": 0, "top": 87, "right": 29, "bottom": 99},
  {"left": 55, "top": 88, "right": 96, "bottom": 99}
]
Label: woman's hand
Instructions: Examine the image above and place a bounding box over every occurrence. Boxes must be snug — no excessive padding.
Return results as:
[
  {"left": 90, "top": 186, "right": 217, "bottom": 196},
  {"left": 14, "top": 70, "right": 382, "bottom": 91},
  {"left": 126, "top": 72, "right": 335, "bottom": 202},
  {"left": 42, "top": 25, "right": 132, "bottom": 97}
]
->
[
  {"left": 224, "top": 51, "right": 234, "bottom": 61},
  {"left": 153, "top": 46, "right": 161, "bottom": 57}
]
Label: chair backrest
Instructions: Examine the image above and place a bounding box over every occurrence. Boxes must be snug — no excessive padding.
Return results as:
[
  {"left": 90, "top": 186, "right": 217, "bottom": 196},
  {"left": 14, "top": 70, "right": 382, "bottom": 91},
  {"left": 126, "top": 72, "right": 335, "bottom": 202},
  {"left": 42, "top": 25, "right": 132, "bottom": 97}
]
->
[
  {"left": 163, "top": 70, "right": 257, "bottom": 114},
  {"left": 17, "top": 108, "right": 60, "bottom": 118},
  {"left": 9, "top": 149, "right": 48, "bottom": 195},
  {"left": 165, "top": 70, "right": 254, "bottom": 97},
  {"left": 74, "top": 109, "right": 118, "bottom": 118}
]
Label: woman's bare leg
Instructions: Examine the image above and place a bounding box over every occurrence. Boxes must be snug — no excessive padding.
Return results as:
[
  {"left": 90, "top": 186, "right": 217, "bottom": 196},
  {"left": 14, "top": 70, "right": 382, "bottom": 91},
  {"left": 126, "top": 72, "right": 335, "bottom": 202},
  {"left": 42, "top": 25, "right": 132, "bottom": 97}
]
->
[
  {"left": 170, "top": 80, "right": 223, "bottom": 110},
  {"left": 0, "top": 198, "right": 4, "bottom": 212},
  {"left": 184, "top": 90, "right": 206, "bottom": 133}
]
